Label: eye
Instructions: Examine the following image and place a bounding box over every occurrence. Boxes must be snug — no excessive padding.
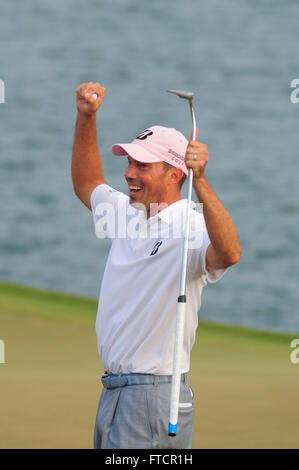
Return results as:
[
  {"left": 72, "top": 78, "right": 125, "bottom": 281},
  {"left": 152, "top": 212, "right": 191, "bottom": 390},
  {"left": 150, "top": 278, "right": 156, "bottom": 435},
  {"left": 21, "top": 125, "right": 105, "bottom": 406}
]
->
[{"left": 137, "top": 162, "right": 148, "bottom": 169}]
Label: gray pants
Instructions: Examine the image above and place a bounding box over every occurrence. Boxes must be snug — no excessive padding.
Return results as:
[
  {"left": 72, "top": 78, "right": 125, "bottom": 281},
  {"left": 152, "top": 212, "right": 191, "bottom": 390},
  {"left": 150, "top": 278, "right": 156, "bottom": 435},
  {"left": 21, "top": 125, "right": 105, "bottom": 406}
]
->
[{"left": 93, "top": 374, "right": 194, "bottom": 449}]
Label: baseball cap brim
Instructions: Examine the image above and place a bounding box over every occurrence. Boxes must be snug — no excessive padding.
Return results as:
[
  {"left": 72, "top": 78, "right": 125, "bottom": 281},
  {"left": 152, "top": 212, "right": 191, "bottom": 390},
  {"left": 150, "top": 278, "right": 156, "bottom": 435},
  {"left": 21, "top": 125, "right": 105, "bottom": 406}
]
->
[
  {"left": 112, "top": 143, "right": 188, "bottom": 175},
  {"left": 111, "top": 143, "right": 164, "bottom": 164}
]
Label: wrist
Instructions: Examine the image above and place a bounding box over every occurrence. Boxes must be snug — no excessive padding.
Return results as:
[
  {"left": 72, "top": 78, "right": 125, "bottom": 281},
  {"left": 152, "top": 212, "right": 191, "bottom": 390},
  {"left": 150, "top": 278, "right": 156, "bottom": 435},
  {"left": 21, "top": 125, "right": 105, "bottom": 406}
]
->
[
  {"left": 193, "top": 174, "right": 208, "bottom": 189},
  {"left": 193, "top": 174, "right": 212, "bottom": 202},
  {"left": 76, "top": 112, "right": 97, "bottom": 127}
]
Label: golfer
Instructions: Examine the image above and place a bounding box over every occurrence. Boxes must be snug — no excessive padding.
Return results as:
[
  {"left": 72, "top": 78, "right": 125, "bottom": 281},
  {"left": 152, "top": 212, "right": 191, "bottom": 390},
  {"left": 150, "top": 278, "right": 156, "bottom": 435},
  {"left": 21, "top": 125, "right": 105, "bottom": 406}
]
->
[{"left": 71, "top": 82, "right": 242, "bottom": 449}]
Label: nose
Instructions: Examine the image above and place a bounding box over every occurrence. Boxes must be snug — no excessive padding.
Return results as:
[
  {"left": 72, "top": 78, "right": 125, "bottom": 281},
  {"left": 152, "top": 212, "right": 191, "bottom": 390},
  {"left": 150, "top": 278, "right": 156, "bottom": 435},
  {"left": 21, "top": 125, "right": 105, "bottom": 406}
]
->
[{"left": 125, "top": 163, "right": 137, "bottom": 181}]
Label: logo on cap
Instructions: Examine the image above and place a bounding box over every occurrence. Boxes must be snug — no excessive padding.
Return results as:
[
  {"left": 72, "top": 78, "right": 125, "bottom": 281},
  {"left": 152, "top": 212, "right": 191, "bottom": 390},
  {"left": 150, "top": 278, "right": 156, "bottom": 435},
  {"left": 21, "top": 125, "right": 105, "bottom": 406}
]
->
[{"left": 136, "top": 130, "right": 154, "bottom": 140}]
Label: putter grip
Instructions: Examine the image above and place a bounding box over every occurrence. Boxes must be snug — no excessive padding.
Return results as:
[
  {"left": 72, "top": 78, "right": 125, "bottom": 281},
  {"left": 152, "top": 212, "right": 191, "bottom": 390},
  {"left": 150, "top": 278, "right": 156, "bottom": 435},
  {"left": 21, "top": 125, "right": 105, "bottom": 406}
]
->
[{"left": 168, "top": 298, "right": 187, "bottom": 437}]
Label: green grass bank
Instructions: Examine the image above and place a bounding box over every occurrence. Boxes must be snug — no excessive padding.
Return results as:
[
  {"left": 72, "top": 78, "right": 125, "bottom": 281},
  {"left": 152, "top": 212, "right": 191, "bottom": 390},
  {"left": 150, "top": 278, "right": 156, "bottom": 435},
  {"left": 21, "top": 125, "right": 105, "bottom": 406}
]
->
[{"left": 0, "top": 282, "right": 298, "bottom": 449}]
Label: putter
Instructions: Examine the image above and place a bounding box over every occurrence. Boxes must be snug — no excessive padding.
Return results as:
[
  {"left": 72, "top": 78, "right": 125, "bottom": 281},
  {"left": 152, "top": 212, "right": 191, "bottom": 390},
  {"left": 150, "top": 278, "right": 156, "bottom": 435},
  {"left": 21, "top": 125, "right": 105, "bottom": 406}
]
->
[{"left": 167, "top": 89, "right": 198, "bottom": 436}]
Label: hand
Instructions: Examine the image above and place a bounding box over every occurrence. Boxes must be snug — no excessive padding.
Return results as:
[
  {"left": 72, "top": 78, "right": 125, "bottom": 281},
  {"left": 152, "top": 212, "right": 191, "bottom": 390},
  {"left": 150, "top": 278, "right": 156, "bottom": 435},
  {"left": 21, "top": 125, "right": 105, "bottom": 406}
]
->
[
  {"left": 185, "top": 139, "right": 209, "bottom": 181},
  {"left": 76, "top": 82, "right": 106, "bottom": 116}
]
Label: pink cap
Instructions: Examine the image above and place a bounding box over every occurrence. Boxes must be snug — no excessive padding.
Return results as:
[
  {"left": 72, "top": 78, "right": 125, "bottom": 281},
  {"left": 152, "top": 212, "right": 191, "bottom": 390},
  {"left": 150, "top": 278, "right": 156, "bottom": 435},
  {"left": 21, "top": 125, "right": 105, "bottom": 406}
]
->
[{"left": 111, "top": 126, "right": 189, "bottom": 175}]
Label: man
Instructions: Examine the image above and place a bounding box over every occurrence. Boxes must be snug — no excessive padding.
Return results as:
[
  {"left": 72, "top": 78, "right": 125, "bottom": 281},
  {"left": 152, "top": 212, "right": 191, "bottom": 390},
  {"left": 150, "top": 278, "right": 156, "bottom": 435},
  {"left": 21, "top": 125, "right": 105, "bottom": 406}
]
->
[{"left": 71, "top": 82, "right": 242, "bottom": 449}]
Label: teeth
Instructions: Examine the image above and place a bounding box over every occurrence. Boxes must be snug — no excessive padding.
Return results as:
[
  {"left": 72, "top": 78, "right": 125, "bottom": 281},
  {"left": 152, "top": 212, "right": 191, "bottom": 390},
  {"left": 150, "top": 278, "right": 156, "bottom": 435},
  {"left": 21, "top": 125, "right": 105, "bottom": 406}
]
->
[{"left": 129, "top": 186, "right": 142, "bottom": 190}]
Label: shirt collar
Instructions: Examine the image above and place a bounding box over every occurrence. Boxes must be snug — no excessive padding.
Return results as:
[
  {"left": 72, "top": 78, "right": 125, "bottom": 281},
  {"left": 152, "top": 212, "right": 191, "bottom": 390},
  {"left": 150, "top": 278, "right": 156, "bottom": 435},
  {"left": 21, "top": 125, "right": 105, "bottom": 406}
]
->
[
  {"left": 155, "top": 199, "right": 196, "bottom": 225},
  {"left": 135, "top": 199, "right": 197, "bottom": 225}
]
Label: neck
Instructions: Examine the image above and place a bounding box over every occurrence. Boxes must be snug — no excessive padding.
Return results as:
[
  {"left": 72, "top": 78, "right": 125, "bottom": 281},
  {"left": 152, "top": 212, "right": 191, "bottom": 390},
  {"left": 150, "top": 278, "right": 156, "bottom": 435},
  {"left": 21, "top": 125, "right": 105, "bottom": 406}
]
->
[{"left": 146, "top": 192, "right": 181, "bottom": 219}]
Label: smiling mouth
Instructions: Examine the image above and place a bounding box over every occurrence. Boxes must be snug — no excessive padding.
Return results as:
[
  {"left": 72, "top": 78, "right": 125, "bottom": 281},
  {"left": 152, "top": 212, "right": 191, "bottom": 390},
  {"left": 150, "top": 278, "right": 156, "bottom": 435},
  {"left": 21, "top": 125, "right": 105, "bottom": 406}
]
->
[{"left": 129, "top": 185, "right": 143, "bottom": 195}]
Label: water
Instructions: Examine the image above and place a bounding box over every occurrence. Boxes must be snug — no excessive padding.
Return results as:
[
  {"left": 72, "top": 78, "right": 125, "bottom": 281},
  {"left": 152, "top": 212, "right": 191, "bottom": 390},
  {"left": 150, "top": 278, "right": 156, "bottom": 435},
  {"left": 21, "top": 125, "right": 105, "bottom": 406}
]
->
[{"left": 0, "top": 0, "right": 299, "bottom": 334}]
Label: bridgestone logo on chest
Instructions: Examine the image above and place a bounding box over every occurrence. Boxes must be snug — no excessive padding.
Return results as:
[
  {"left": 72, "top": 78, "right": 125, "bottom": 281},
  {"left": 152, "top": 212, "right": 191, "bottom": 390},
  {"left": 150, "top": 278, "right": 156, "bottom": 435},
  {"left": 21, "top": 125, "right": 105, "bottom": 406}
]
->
[{"left": 150, "top": 241, "right": 163, "bottom": 256}]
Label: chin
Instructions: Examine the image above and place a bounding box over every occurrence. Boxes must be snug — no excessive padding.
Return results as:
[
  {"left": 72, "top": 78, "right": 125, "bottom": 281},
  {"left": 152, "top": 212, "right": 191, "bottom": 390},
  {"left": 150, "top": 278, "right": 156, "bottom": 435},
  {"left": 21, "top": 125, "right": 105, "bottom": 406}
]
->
[{"left": 130, "top": 200, "right": 147, "bottom": 214}]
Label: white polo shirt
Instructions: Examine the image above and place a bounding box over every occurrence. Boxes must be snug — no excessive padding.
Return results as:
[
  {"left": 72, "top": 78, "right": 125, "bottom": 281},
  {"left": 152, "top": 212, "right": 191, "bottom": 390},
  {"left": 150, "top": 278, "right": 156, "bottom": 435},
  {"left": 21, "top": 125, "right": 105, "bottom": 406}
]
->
[{"left": 91, "top": 184, "right": 226, "bottom": 375}]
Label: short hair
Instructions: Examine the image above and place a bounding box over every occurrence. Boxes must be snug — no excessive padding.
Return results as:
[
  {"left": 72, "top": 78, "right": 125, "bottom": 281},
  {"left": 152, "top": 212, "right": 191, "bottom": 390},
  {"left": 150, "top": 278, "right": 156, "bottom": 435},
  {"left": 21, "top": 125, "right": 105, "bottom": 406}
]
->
[{"left": 162, "top": 162, "right": 187, "bottom": 189}]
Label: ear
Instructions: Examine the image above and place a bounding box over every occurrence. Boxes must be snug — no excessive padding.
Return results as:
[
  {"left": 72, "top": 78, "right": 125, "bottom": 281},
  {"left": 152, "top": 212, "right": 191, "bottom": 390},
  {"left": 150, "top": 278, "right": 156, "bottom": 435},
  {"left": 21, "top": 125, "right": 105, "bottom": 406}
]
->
[{"left": 169, "top": 168, "right": 183, "bottom": 185}]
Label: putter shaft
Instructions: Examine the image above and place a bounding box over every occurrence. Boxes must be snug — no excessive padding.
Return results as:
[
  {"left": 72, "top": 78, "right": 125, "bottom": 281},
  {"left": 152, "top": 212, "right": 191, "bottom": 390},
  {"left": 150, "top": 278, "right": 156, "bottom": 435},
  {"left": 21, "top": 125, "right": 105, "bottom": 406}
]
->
[{"left": 167, "top": 89, "right": 198, "bottom": 436}]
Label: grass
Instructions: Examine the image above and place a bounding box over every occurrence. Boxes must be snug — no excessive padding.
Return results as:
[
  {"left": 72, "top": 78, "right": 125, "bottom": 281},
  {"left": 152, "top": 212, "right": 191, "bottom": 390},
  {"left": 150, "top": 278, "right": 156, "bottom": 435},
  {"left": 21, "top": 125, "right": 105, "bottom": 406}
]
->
[{"left": 0, "top": 282, "right": 298, "bottom": 448}]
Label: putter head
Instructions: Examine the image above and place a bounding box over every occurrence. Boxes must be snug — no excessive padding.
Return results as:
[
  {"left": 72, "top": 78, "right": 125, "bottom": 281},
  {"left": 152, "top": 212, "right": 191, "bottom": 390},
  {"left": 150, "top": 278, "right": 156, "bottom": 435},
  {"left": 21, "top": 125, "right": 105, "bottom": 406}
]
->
[{"left": 167, "top": 89, "right": 194, "bottom": 101}]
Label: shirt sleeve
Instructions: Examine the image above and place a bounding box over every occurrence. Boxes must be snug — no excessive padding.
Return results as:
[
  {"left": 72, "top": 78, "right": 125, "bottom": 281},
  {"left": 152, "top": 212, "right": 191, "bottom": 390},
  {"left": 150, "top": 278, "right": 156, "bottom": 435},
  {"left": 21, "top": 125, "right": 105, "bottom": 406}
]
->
[
  {"left": 90, "top": 184, "right": 129, "bottom": 239},
  {"left": 188, "top": 212, "right": 228, "bottom": 283}
]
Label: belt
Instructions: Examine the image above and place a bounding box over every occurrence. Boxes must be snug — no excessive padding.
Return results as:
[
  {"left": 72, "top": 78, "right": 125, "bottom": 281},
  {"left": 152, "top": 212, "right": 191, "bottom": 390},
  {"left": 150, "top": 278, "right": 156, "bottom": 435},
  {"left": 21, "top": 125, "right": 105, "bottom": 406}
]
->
[{"left": 101, "top": 373, "right": 187, "bottom": 389}]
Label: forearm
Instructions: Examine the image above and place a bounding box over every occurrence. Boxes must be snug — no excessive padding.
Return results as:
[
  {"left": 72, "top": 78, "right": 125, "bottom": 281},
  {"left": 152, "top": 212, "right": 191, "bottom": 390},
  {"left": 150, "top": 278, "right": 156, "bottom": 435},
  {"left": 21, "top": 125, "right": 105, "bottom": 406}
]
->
[
  {"left": 194, "top": 176, "right": 242, "bottom": 264},
  {"left": 71, "top": 112, "right": 105, "bottom": 192}
]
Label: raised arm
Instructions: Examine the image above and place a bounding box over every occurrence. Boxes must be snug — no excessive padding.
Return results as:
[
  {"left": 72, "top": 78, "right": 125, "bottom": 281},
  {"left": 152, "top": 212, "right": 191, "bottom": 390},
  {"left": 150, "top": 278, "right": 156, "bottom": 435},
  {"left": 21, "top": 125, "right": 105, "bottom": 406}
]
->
[
  {"left": 185, "top": 139, "right": 242, "bottom": 271},
  {"left": 71, "top": 82, "right": 107, "bottom": 210}
]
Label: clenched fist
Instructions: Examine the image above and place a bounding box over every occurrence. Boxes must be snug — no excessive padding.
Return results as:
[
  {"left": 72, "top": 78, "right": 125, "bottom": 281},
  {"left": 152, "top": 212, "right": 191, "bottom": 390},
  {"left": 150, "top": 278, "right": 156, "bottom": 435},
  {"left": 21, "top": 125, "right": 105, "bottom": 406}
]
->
[{"left": 76, "top": 82, "right": 106, "bottom": 116}]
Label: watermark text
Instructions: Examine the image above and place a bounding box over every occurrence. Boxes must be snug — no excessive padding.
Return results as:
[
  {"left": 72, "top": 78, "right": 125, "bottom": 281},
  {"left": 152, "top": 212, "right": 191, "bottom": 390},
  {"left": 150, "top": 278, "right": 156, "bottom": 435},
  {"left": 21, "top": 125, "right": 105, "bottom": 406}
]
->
[
  {"left": 290, "top": 79, "right": 299, "bottom": 104},
  {"left": 0, "top": 79, "right": 5, "bottom": 104},
  {"left": 290, "top": 339, "right": 299, "bottom": 364},
  {"left": 94, "top": 200, "right": 204, "bottom": 249},
  {"left": 0, "top": 339, "right": 5, "bottom": 363}
]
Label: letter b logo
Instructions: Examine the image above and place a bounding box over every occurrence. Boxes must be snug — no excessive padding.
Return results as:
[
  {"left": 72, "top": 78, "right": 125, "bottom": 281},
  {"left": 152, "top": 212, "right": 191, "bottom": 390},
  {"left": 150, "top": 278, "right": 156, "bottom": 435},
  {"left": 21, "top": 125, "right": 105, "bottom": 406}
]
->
[
  {"left": 136, "top": 130, "right": 153, "bottom": 140},
  {"left": 150, "top": 241, "right": 163, "bottom": 256}
]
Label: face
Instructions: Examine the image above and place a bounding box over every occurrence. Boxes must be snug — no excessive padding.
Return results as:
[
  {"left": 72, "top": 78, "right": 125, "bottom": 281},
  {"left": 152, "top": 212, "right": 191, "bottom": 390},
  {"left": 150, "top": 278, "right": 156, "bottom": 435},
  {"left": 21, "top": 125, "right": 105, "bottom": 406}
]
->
[{"left": 124, "top": 156, "right": 171, "bottom": 214}]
